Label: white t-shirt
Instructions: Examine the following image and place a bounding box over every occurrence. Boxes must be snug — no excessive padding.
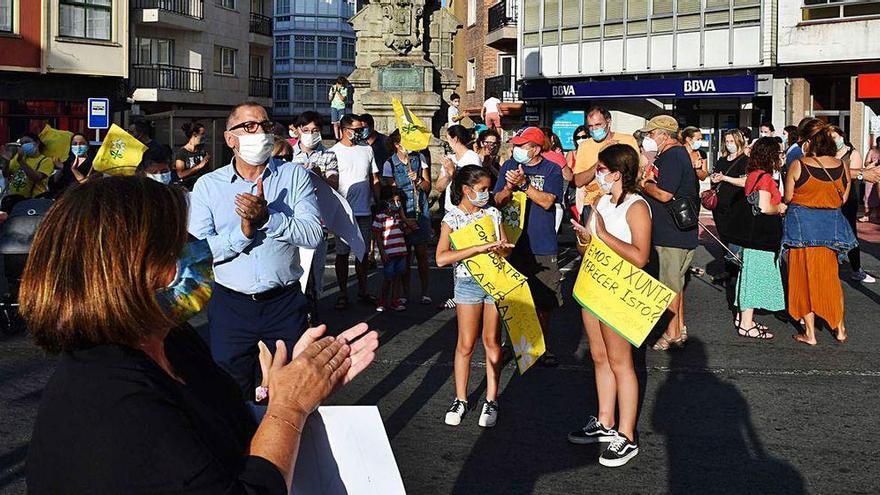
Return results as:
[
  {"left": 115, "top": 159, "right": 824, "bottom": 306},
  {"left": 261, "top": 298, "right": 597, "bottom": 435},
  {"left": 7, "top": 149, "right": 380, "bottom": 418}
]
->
[
  {"left": 442, "top": 205, "right": 502, "bottom": 278},
  {"left": 448, "top": 106, "right": 461, "bottom": 127},
  {"left": 439, "top": 150, "right": 483, "bottom": 206},
  {"left": 329, "top": 142, "right": 379, "bottom": 216},
  {"left": 483, "top": 97, "right": 501, "bottom": 114}
]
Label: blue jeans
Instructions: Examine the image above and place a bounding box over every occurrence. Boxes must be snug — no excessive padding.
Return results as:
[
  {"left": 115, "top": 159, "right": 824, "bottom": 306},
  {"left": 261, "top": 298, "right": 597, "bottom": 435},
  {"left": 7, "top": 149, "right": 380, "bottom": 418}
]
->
[
  {"left": 782, "top": 204, "right": 857, "bottom": 259},
  {"left": 453, "top": 276, "right": 494, "bottom": 305},
  {"left": 383, "top": 255, "right": 407, "bottom": 278}
]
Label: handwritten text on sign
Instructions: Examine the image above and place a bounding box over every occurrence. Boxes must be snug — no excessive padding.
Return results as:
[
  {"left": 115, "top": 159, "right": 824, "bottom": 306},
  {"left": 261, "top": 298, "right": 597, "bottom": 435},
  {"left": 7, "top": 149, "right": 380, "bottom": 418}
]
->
[{"left": 573, "top": 237, "right": 675, "bottom": 347}]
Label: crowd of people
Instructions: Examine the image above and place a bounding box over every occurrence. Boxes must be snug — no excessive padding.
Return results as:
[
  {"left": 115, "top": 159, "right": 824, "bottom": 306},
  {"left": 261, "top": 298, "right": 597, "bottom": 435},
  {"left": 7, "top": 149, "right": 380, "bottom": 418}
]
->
[{"left": 9, "top": 97, "right": 880, "bottom": 492}]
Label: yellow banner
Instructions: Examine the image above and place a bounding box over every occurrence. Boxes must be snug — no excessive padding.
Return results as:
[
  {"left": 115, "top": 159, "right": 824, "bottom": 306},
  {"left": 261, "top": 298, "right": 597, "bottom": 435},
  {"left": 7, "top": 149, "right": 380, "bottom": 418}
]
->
[
  {"left": 38, "top": 124, "right": 73, "bottom": 161},
  {"left": 449, "top": 215, "right": 545, "bottom": 373},
  {"left": 92, "top": 124, "right": 147, "bottom": 176},
  {"left": 573, "top": 237, "right": 676, "bottom": 347},
  {"left": 498, "top": 191, "right": 526, "bottom": 245},
  {"left": 392, "top": 98, "right": 431, "bottom": 152}
]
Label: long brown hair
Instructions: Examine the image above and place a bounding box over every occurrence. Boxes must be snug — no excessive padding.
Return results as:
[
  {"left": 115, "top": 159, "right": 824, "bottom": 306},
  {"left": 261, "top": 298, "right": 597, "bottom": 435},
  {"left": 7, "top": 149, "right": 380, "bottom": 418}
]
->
[{"left": 20, "top": 176, "right": 189, "bottom": 353}]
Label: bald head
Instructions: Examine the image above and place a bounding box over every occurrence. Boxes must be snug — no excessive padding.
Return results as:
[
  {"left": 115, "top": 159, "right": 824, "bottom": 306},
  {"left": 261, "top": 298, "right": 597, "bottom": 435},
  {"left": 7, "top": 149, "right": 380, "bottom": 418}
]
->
[{"left": 226, "top": 102, "right": 268, "bottom": 130}]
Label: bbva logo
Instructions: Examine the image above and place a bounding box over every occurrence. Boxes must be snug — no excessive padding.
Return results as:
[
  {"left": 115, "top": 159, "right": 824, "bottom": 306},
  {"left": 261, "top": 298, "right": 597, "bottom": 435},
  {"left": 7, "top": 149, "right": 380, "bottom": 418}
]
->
[
  {"left": 683, "top": 79, "right": 717, "bottom": 93},
  {"left": 552, "top": 85, "right": 576, "bottom": 96}
]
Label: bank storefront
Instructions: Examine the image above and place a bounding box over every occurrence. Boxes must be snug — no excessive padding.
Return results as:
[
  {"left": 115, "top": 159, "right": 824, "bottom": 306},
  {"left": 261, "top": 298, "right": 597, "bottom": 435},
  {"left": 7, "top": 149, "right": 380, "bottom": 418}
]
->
[{"left": 520, "top": 73, "right": 772, "bottom": 169}]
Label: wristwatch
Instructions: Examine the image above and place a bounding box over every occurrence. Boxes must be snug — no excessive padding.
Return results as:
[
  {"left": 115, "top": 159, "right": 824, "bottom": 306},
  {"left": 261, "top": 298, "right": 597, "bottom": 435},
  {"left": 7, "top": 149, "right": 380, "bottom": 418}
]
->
[
  {"left": 519, "top": 176, "right": 531, "bottom": 192},
  {"left": 858, "top": 171, "right": 865, "bottom": 181}
]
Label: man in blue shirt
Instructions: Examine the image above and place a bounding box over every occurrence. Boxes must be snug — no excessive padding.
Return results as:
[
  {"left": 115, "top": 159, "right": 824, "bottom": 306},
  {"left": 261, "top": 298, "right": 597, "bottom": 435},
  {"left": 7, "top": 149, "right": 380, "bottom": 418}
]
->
[
  {"left": 189, "top": 101, "right": 323, "bottom": 397},
  {"left": 494, "top": 127, "right": 564, "bottom": 367}
]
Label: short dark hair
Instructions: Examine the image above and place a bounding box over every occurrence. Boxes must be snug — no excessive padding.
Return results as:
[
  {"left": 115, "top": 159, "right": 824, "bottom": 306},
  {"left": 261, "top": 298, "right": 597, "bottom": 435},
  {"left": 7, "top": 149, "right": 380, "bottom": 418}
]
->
[
  {"left": 360, "top": 113, "right": 375, "bottom": 128},
  {"left": 379, "top": 184, "right": 399, "bottom": 201},
  {"left": 336, "top": 76, "right": 349, "bottom": 86},
  {"left": 339, "top": 114, "right": 361, "bottom": 129},
  {"left": 226, "top": 101, "right": 266, "bottom": 129},
  {"left": 747, "top": 137, "right": 782, "bottom": 174},
  {"left": 587, "top": 106, "right": 612, "bottom": 121},
  {"left": 450, "top": 93, "right": 460, "bottom": 101},
  {"left": 130, "top": 120, "right": 151, "bottom": 137},
  {"left": 760, "top": 122, "right": 775, "bottom": 132},
  {"left": 738, "top": 126, "right": 753, "bottom": 142},
  {"left": 681, "top": 126, "right": 702, "bottom": 142},
  {"left": 296, "top": 111, "right": 323, "bottom": 128},
  {"left": 21, "top": 176, "right": 189, "bottom": 353}
]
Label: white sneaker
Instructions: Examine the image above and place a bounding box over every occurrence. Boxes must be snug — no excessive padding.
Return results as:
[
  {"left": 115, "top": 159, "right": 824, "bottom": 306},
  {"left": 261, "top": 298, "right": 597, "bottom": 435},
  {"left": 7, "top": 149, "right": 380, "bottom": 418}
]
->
[
  {"left": 444, "top": 398, "right": 467, "bottom": 426},
  {"left": 478, "top": 400, "right": 499, "bottom": 428},
  {"left": 852, "top": 269, "right": 876, "bottom": 283}
]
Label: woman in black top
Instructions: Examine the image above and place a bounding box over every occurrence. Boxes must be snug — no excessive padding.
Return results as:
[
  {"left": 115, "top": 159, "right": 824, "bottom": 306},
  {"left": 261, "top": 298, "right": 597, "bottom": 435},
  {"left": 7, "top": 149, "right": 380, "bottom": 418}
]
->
[
  {"left": 23, "top": 176, "right": 378, "bottom": 494},
  {"left": 48, "top": 132, "right": 94, "bottom": 196},
  {"left": 710, "top": 129, "right": 749, "bottom": 284},
  {"left": 175, "top": 122, "right": 210, "bottom": 190}
]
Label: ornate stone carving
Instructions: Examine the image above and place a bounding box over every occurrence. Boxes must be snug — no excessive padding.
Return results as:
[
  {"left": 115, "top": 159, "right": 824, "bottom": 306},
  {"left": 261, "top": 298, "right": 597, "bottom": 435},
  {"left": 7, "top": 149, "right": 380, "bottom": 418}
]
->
[{"left": 381, "top": 0, "right": 425, "bottom": 55}]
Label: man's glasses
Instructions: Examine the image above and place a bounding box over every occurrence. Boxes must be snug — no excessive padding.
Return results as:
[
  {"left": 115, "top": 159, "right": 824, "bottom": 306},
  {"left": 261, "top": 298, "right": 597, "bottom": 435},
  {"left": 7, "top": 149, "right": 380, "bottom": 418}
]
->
[{"left": 227, "top": 120, "right": 275, "bottom": 133}]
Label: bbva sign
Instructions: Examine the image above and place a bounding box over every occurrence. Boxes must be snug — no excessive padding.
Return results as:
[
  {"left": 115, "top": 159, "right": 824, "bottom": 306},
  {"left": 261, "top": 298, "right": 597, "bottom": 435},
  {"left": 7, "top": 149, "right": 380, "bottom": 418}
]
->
[{"left": 683, "top": 79, "right": 717, "bottom": 93}]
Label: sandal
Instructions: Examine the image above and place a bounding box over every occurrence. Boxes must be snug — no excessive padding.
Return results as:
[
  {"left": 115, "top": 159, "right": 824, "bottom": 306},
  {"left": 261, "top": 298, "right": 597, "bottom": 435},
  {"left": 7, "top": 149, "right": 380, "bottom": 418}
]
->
[
  {"left": 680, "top": 325, "right": 688, "bottom": 343},
  {"left": 737, "top": 323, "right": 774, "bottom": 340},
  {"left": 335, "top": 296, "right": 348, "bottom": 310},
  {"left": 735, "top": 314, "right": 769, "bottom": 331},
  {"left": 858, "top": 215, "right": 870, "bottom": 223},
  {"left": 652, "top": 333, "right": 684, "bottom": 351}
]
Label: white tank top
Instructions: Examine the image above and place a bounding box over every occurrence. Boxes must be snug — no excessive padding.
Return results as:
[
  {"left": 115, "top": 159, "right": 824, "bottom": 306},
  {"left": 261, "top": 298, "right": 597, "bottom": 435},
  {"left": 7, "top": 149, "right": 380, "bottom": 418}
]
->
[{"left": 590, "top": 193, "right": 650, "bottom": 244}]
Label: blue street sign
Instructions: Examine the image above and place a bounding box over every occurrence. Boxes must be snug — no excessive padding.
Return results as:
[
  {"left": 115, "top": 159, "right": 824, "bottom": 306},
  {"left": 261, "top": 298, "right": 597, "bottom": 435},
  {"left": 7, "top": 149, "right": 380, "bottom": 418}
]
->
[
  {"left": 521, "top": 75, "right": 757, "bottom": 100},
  {"left": 87, "top": 98, "right": 110, "bottom": 130}
]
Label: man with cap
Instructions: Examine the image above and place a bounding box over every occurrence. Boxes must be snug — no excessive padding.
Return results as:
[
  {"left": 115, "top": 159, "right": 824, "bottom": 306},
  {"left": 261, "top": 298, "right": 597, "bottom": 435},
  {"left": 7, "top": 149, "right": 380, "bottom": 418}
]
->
[
  {"left": 639, "top": 115, "right": 698, "bottom": 351},
  {"left": 494, "top": 127, "right": 564, "bottom": 367}
]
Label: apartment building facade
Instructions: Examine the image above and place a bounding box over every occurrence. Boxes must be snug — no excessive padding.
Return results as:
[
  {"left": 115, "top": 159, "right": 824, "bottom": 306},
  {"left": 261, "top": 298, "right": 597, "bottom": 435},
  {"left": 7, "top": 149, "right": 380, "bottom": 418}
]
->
[
  {"left": 130, "top": 0, "right": 273, "bottom": 161},
  {"left": 0, "top": 0, "right": 129, "bottom": 144},
  {"left": 271, "top": 0, "right": 356, "bottom": 123},
  {"left": 452, "top": 0, "right": 521, "bottom": 124}
]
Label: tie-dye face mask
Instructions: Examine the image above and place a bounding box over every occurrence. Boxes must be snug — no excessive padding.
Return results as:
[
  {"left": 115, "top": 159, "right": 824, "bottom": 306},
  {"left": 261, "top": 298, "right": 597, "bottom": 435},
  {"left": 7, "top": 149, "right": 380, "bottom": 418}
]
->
[{"left": 156, "top": 238, "right": 214, "bottom": 324}]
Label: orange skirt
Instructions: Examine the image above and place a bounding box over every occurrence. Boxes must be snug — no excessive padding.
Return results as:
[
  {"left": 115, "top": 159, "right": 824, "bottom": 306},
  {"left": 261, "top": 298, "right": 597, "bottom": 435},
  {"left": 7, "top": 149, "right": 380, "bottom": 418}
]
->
[{"left": 787, "top": 247, "right": 843, "bottom": 327}]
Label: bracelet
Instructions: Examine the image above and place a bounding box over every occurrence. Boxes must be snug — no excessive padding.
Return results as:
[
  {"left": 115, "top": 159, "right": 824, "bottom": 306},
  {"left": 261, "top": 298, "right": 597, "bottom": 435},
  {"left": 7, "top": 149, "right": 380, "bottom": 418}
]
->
[{"left": 266, "top": 413, "right": 303, "bottom": 434}]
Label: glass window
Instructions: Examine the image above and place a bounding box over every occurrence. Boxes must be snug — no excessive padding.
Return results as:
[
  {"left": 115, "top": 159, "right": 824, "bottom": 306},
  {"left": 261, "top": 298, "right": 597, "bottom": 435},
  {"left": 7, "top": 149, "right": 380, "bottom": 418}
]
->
[
  {"left": 733, "top": 6, "right": 761, "bottom": 24},
  {"left": 678, "top": 13, "right": 700, "bottom": 30},
  {"left": 627, "top": 0, "right": 647, "bottom": 18},
  {"left": 652, "top": 0, "right": 672, "bottom": 15},
  {"left": 705, "top": 10, "right": 729, "bottom": 26},
  {"left": 317, "top": 0, "right": 335, "bottom": 16},
  {"left": 467, "top": 59, "right": 475, "bottom": 92},
  {"left": 135, "top": 37, "right": 174, "bottom": 65},
  {"left": 582, "top": 25, "right": 600, "bottom": 39},
  {"left": 275, "top": 80, "right": 289, "bottom": 101},
  {"left": 523, "top": 0, "right": 539, "bottom": 31},
  {"left": 627, "top": 19, "right": 647, "bottom": 34},
  {"left": 342, "top": 0, "right": 354, "bottom": 17},
  {"left": 294, "top": 35, "right": 315, "bottom": 58},
  {"left": 651, "top": 16, "right": 673, "bottom": 32},
  {"left": 293, "top": 78, "right": 314, "bottom": 102},
  {"left": 60, "top": 0, "right": 112, "bottom": 41},
  {"left": 295, "top": 0, "right": 316, "bottom": 15},
  {"left": 251, "top": 0, "right": 264, "bottom": 14},
  {"left": 217, "top": 0, "right": 236, "bottom": 9},
  {"left": 341, "top": 38, "right": 355, "bottom": 61},
  {"left": 544, "top": 0, "right": 559, "bottom": 29},
  {"left": 249, "top": 55, "right": 263, "bottom": 77},
  {"left": 542, "top": 30, "right": 559, "bottom": 43},
  {"left": 213, "top": 45, "right": 236, "bottom": 75},
  {"left": 562, "top": 0, "right": 579, "bottom": 27},
  {"left": 276, "top": 0, "right": 290, "bottom": 13},
  {"left": 677, "top": 0, "right": 700, "bottom": 13},
  {"left": 276, "top": 36, "right": 290, "bottom": 58},
  {"left": 706, "top": 0, "right": 729, "bottom": 8},
  {"left": 582, "top": 0, "right": 600, "bottom": 24},
  {"left": 523, "top": 32, "right": 540, "bottom": 46},
  {"left": 604, "top": 0, "right": 623, "bottom": 20},
  {"left": 562, "top": 27, "right": 579, "bottom": 42},
  {"left": 603, "top": 22, "right": 623, "bottom": 37},
  {"left": 0, "top": 0, "right": 12, "bottom": 33},
  {"left": 317, "top": 36, "right": 336, "bottom": 59},
  {"left": 803, "top": 0, "right": 880, "bottom": 21},
  {"left": 468, "top": 0, "right": 476, "bottom": 25}
]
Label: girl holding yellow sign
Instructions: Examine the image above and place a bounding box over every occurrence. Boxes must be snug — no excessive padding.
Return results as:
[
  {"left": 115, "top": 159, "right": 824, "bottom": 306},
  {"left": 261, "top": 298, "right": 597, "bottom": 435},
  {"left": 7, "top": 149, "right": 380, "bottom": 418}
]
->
[
  {"left": 569, "top": 144, "right": 652, "bottom": 468},
  {"left": 436, "top": 165, "right": 513, "bottom": 429}
]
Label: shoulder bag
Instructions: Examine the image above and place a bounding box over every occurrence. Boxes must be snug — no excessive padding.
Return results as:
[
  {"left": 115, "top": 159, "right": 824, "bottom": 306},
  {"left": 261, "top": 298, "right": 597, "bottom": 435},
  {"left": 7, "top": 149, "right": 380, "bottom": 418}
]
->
[{"left": 701, "top": 155, "right": 744, "bottom": 210}]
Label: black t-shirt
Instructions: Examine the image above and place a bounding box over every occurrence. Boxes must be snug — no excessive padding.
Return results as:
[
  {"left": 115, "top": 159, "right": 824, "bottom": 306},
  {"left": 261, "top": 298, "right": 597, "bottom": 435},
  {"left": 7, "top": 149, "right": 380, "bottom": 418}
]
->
[
  {"left": 175, "top": 146, "right": 207, "bottom": 170},
  {"left": 646, "top": 145, "right": 699, "bottom": 249},
  {"left": 27, "top": 326, "right": 286, "bottom": 494},
  {"left": 710, "top": 154, "right": 748, "bottom": 243},
  {"left": 369, "top": 134, "right": 391, "bottom": 175}
]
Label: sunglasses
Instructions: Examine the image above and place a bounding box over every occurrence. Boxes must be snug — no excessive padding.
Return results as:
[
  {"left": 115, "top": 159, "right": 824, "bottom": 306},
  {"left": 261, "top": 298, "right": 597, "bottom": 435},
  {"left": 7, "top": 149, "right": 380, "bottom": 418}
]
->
[{"left": 227, "top": 120, "right": 275, "bottom": 133}]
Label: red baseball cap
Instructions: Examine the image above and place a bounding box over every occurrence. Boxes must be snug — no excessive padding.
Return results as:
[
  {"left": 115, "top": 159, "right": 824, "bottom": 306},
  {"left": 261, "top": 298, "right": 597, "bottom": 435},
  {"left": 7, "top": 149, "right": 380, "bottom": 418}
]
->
[{"left": 509, "top": 126, "right": 545, "bottom": 147}]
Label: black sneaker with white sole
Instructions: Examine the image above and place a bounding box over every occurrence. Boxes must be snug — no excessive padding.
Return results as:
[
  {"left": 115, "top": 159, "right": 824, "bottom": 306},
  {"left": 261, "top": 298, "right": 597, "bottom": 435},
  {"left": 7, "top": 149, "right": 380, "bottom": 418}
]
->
[
  {"left": 567, "top": 416, "right": 617, "bottom": 444},
  {"left": 599, "top": 434, "right": 639, "bottom": 467}
]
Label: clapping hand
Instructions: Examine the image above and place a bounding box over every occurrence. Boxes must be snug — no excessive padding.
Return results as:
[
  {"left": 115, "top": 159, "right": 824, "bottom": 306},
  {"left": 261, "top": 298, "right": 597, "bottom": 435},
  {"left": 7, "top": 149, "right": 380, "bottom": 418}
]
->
[
  {"left": 505, "top": 165, "right": 526, "bottom": 189},
  {"left": 236, "top": 177, "right": 269, "bottom": 239},
  {"left": 440, "top": 156, "right": 455, "bottom": 177}
]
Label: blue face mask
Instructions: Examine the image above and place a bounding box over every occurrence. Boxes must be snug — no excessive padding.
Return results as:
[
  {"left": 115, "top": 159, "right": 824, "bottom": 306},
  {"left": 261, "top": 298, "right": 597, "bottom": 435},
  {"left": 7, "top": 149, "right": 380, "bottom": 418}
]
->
[
  {"left": 156, "top": 239, "right": 214, "bottom": 325},
  {"left": 590, "top": 127, "right": 608, "bottom": 141},
  {"left": 21, "top": 142, "right": 38, "bottom": 156},
  {"left": 512, "top": 146, "right": 531, "bottom": 164},
  {"left": 71, "top": 144, "right": 89, "bottom": 157}
]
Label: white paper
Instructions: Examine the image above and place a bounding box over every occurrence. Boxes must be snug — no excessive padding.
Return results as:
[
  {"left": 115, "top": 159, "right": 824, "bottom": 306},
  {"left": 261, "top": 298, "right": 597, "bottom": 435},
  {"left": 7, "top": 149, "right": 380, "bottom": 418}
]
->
[
  {"left": 310, "top": 172, "right": 366, "bottom": 262},
  {"left": 292, "top": 406, "right": 406, "bottom": 495}
]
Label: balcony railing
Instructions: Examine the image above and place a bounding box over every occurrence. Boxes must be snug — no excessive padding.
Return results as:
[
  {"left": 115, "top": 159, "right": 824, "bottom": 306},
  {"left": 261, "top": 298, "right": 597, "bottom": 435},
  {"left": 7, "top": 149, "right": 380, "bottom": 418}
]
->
[
  {"left": 249, "top": 76, "right": 272, "bottom": 98},
  {"left": 132, "top": 0, "right": 204, "bottom": 19},
  {"left": 488, "top": 0, "right": 517, "bottom": 33},
  {"left": 132, "top": 64, "right": 203, "bottom": 92},
  {"left": 485, "top": 74, "right": 518, "bottom": 102},
  {"left": 249, "top": 12, "right": 272, "bottom": 36}
]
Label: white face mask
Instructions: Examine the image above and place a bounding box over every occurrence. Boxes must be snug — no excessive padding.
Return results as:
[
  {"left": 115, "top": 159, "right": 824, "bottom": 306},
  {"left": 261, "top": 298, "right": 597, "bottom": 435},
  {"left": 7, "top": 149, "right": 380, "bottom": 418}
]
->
[
  {"left": 595, "top": 169, "right": 615, "bottom": 194},
  {"left": 300, "top": 132, "right": 322, "bottom": 149},
  {"left": 726, "top": 143, "right": 739, "bottom": 155},
  {"left": 235, "top": 132, "right": 274, "bottom": 165},
  {"left": 642, "top": 136, "right": 659, "bottom": 153},
  {"left": 690, "top": 139, "right": 703, "bottom": 151},
  {"left": 466, "top": 188, "right": 490, "bottom": 207},
  {"left": 147, "top": 172, "right": 172, "bottom": 185},
  {"left": 288, "top": 129, "right": 297, "bottom": 138}
]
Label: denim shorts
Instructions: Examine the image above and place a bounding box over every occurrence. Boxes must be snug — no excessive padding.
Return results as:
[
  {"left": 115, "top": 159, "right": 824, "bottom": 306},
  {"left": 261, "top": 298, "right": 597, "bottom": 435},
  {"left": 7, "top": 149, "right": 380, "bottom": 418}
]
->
[
  {"left": 330, "top": 107, "right": 345, "bottom": 124},
  {"left": 383, "top": 255, "right": 407, "bottom": 278},
  {"left": 453, "top": 276, "right": 495, "bottom": 305},
  {"left": 404, "top": 215, "right": 432, "bottom": 246}
]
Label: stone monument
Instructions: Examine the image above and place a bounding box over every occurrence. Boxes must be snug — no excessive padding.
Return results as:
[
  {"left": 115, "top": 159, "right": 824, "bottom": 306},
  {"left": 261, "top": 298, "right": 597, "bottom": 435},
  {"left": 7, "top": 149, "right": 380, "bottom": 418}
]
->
[{"left": 348, "top": 0, "right": 461, "bottom": 143}]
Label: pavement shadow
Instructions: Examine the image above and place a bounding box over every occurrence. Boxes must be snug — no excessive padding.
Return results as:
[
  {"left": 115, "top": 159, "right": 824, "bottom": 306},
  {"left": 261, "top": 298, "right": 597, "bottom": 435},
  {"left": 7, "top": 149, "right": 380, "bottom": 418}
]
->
[{"left": 652, "top": 338, "right": 806, "bottom": 494}]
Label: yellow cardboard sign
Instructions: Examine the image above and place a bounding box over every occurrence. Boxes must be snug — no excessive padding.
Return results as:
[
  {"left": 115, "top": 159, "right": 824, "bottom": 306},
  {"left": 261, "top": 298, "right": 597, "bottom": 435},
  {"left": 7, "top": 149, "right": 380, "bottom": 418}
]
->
[
  {"left": 573, "top": 237, "right": 676, "bottom": 347},
  {"left": 498, "top": 191, "right": 526, "bottom": 245},
  {"left": 92, "top": 124, "right": 147, "bottom": 176},
  {"left": 449, "top": 214, "right": 546, "bottom": 373},
  {"left": 38, "top": 124, "right": 73, "bottom": 161}
]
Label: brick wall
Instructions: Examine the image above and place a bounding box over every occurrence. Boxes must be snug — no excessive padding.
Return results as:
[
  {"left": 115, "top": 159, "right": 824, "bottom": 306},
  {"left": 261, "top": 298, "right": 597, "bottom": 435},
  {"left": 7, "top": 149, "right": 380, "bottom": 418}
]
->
[{"left": 454, "top": 0, "right": 501, "bottom": 113}]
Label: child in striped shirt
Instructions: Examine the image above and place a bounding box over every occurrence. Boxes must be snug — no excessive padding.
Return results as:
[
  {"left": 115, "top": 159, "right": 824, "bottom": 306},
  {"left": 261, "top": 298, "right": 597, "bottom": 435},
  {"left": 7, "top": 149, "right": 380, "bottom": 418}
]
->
[{"left": 373, "top": 186, "right": 408, "bottom": 311}]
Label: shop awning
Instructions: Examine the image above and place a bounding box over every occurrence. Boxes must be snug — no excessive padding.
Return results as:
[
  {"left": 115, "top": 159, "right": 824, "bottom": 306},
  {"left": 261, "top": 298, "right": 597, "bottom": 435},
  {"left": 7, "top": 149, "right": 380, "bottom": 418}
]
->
[{"left": 520, "top": 75, "right": 757, "bottom": 100}]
